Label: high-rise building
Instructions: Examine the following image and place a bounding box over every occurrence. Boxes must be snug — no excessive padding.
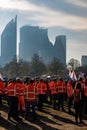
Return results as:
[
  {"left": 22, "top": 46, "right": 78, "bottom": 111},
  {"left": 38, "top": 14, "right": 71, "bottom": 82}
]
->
[
  {"left": 19, "top": 25, "right": 66, "bottom": 65},
  {"left": 53, "top": 35, "right": 66, "bottom": 65},
  {"left": 81, "top": 55, "right": 87, "bottom": 67},
  {"left": 0, "top": 16, "right": 17, "bottom": 66},
  {"left": 19, "top": 25, "right": 53, "bottom": 63}
]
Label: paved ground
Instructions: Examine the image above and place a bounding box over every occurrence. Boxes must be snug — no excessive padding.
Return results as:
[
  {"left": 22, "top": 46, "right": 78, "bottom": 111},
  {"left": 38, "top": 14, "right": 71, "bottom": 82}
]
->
[{"left": 0, "top": 102, "right": 87, "bottom": 130}]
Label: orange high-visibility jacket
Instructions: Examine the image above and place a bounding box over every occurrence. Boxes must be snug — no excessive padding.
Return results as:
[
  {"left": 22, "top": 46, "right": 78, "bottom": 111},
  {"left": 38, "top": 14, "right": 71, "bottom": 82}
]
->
[
  {"left": 17, "top": 82, "right": 26, "bottom": 111},
  {"left": 84, "top": 86, "right": 87, "bottom": 97},
  {"left": 74, "top": 89, "right": 81, "bottom": 102},
  {"left": 25, "top": 83, "right": 37, "bottom": 102},
  {"left": 0, "top": 81, "right": 5, "bottom": 94},
  {"left": 64, "top": 82, "right": 67, "bottom": 93},
  {"left": 37, "top": 82, "right": 47, "bottom": 95},
  {"left": 57, "top": 81, "right": 65, "bottom": 94},
  {"left": 16, "top": 82, "right": 25, "bottom": 96},
  {"left": 49, "top": 80, "right": 57, "bottom": 95},
  {"left": 6, "top": 82, "right": 19, "bottom": 97},
  {"left": 67, "top": 81, "right": 73, "bottom": 98}
]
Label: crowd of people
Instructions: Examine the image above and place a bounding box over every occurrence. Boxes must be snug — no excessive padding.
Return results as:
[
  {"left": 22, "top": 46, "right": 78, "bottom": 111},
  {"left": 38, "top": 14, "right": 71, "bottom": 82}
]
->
[{"left": 0, "top": 75, "right": 87, "bottom": 125}]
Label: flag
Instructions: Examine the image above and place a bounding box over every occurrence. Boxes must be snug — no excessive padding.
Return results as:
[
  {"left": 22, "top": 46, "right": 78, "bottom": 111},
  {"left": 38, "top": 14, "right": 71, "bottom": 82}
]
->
[
  {"left": 0, "top": 73, "right": 4, "bottom": 81},
  {"left": 78, "top": 71, "right": 84, "bottom": 79},
  {"left": 69, "top": 70, "right": 77, "bottom": 81}
]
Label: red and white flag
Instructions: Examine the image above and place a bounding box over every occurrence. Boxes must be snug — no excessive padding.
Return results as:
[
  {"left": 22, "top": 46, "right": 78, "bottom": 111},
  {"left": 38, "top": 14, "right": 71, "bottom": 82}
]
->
[{"left": 69, "top": 70, "right": 77, "bottom": 81}]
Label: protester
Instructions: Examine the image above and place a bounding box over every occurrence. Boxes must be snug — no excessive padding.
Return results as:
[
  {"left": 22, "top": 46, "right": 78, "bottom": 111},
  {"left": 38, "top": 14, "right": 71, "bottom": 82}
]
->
[{"left": 73, "top": 82, "right": 84, "bottom": 124}]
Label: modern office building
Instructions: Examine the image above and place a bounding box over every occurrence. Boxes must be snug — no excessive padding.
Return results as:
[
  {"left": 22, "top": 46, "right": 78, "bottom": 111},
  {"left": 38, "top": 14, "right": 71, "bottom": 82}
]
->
[
  {"left": 0, "top": 16, "right": 17, "bottom": 66},
  {"left": 53, "top": 35, "right": 66, "bottom": 65},
  {"left": 19, "top": 25, "right": 53, "bottom": 63},
  {"left": 81, "top": 55, "right": 87, "bottom": 67},
  {"left": 19, "top": 25, "right": 66, "bottom": 65}
]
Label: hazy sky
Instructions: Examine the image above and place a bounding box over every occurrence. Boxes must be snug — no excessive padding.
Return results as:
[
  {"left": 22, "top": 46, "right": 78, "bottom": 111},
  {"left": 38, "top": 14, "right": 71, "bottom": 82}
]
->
[{"left": 0, "top": 0, "right": 87, "bottom": 64}]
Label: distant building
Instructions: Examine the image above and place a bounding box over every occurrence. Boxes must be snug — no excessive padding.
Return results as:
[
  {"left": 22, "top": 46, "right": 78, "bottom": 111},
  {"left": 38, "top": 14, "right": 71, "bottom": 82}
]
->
[
  {"left": 68, "top": 58, "right": 80, "bottom": 70},
  {"left": 53, "top": 35, "right": 66, "bottom": 65},
  {"left": 19, "top": 25, "right": 66, "bottom": 65},
  {"left": 73, "top": 59, "right": 80, "bottom": 69},
  {"left": 0, "top": 19, "right": 66, "bottom": 66},
  {"left": 0, "top": 16, "right": 17, "bottom": 66},
  {"left": 81, "top": 55, "right": 87, "bottom": 67}
]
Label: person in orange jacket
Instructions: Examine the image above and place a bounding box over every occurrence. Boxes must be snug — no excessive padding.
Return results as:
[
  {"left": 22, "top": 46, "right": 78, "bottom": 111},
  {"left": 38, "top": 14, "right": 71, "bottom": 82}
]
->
[
  {"left": 25, "top": 79, "right": 37, "bottom": 119},
  {"left": 0, "top": 78, "right": 5, "bottom": 115},
  {"left": 56, "top": 78, "right": 65, "bottom": 111},
  {"left": 67, "top": 79, "right": 74, "bottom": 113},
  {"left": 37, "top": 79, "right": 47, "bottom": 111},
  {"left": 78, "top": 77, "right": 85, "bottom": 89},
  {"left": 6, "top": 78, "right": 21, "bottom": 122},
  {"left": 16, "top": 78, "right": 26, "bottom": 112},
  {"left": 84, "top": 79, "right": 87, "bottom": 115},
  {"left": 73, "top": 82, "right": 84, "bottom": 124},
  {"left": 48, "top": 78, "right": 57, "bottom": 110},
  {"left": 0, "top": 79, "right": 5, "bottom": 105}
]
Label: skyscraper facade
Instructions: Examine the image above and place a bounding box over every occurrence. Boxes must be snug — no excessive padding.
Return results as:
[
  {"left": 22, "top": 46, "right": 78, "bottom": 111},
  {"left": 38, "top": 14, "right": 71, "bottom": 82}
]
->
[
  {"left": 54, "top": 35, "right": 66, "bottom": 65},
  {"left": 19, "top": 25, "right": 66, "bottom": 65},
  {"left": 0, "top": 16, "right": 17, "bottom": 66},
  {"left": 81, "top": 55, "right": 87, "bottom": 67},
  {"left": 19, "top": 25, "right": 53, "bottom": 63}
]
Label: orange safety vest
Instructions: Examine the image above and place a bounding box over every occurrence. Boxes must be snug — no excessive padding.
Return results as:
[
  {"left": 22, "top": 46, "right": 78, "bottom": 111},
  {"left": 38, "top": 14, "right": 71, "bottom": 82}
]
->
[
  {"left": 16, "top": 82, "right": 26, "bottom": 111},
  {"left": 49, "top": 80, "right": 57, "bottom": 94},
  {"left": 25, "top": 83, "right": 36, "bottom": 102},
  {"left": 67, "top": 82, "right": 73, "bottom": 98},
  {"left": 0, "top": 81, "right": 4, "bottom": 94},
  {"left": 16, "top": 82, "right": 25, "bottom": 96},
  {"left": 74, "top": 89, "right": 81, "bottom": 102},
  {"left": 7, "top": 82, "right": 19, "bottom": 97},
  {"left": 64, "top": 82, "right": 67, "bottom": 93},
  {"left": 57, "top": 81, "right": 64, "bottom": 94},
  {"left": 37, "top": 82, "right": 47, "bottom": 94},
  {"left": 84, "top": 86, "right": 87, "bottom": 97}
]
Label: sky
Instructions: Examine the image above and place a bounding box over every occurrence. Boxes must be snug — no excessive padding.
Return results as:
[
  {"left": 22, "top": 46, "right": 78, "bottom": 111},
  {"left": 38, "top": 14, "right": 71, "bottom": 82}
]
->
[{"left": 0, "top": 0, "right": 87, "bottom": 64}]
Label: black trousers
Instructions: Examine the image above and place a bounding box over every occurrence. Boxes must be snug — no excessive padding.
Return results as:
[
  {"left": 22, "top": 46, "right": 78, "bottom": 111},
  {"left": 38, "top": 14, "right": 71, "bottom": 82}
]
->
[
  {"left": 52, "top": 94, "right": 57, "bottom": 109},
  {"left": 38, "top": 94, "right": 45, "bottom": 111},
  {"left": 58, "top": 93, "right": 64, "bottom": 110},
  {"left": 67, "top": 96, "right": 73, "bottom": 112},
  {"left": 8, "top": 96, "right": 19, "bottom": 119},
  {"left": 74, "top": 102, "right": 83, "bottom": 123}
]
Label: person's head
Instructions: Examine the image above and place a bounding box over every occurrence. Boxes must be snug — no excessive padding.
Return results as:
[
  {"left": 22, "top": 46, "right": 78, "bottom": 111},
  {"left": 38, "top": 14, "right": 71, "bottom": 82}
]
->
[
  {"left": 79, "top": 77, "right": 83, "bottom": 82},
  {"left": 30, "top": 79, "right": 34, "bottom": 84},
  {"left": 12, "top": 78, "right": 16, "bottom": 83},
  {"left": 40, "top": 79, "right": 44, "bottom": 82},
  {"left": 76, "top": 82, "right": 81, "bottom": 89},
  {"left": 16, "top": 77, "right": 22, "bottom": 83},
  {"left": 60, "top": 77, "right": 63, "bottom": 81}
]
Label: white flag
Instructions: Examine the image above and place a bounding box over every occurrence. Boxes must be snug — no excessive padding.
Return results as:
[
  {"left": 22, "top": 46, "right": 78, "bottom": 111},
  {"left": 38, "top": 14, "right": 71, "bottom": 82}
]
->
[{"left": 0, "top": 73, "right": 4, "bottom": 81}]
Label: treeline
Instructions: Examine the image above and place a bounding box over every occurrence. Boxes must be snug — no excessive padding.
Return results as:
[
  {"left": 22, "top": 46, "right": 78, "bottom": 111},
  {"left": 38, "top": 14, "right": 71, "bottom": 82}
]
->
[
  {"left": 0, "top": 53, "right": 87, "bottom": 79},
  {"left": 0, "top": 53, "right": 68, "bottom": 79}
]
